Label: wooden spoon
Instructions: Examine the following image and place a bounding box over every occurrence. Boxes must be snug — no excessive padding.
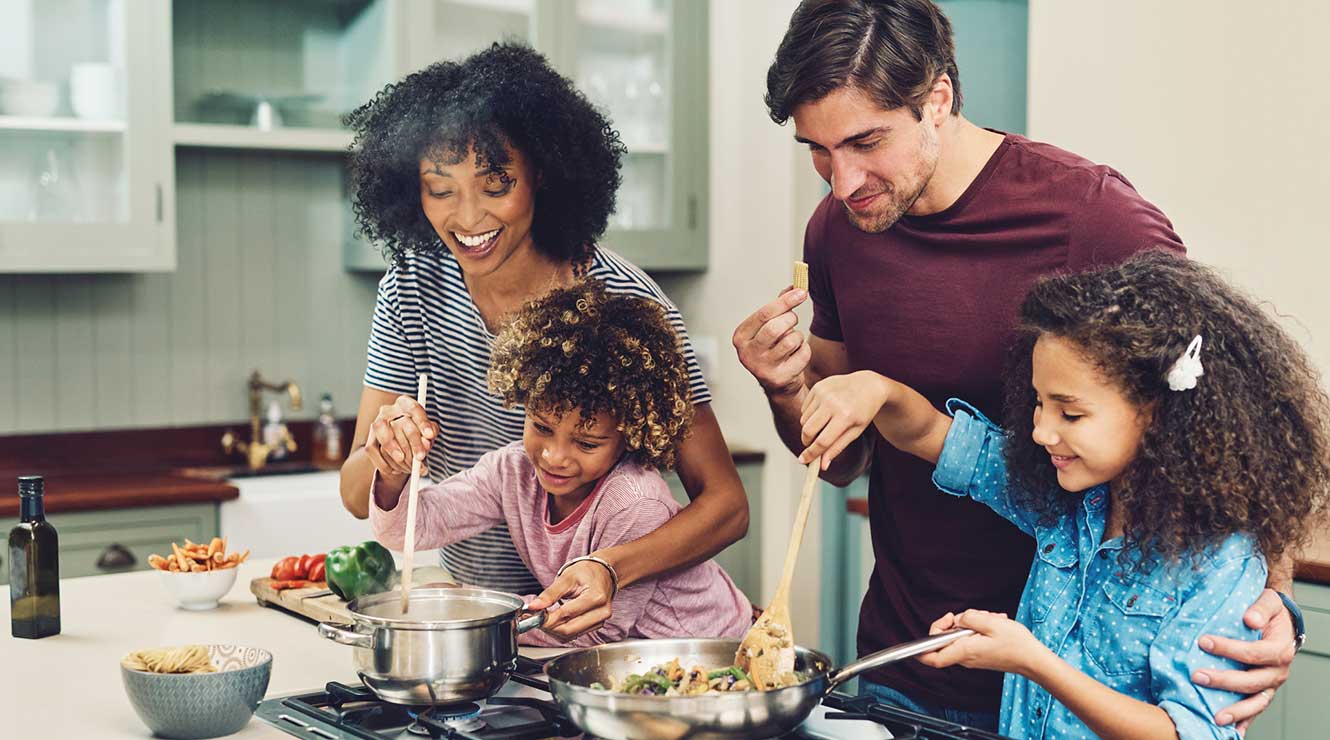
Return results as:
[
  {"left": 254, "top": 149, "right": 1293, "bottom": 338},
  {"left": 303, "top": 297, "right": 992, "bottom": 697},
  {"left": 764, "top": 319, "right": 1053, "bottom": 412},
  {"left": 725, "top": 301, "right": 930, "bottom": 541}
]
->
[
  {"left": 399, "top": 373, "right": 429, "bottom": 614},
  {"left": 735, "top": 455, "right": 821, "bottom": 689}
]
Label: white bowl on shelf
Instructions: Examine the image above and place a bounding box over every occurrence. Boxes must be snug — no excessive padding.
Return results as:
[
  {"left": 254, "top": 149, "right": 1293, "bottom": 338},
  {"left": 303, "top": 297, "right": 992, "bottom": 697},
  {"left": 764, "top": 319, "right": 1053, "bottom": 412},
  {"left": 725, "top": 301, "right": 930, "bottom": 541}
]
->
[
  {"left": 0, "top": 78, "right": 61, "bottom": 117},
  {"left": 158, "top": 567, "right": 239, "bottom": 611}
]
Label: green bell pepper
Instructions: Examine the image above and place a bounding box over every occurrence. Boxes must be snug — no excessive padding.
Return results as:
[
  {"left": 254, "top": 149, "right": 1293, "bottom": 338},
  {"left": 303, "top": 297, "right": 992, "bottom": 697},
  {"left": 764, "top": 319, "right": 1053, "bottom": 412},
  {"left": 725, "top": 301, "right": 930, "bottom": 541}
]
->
[{"left": 325, "top": 540, "right": 397, "bottom": 601}]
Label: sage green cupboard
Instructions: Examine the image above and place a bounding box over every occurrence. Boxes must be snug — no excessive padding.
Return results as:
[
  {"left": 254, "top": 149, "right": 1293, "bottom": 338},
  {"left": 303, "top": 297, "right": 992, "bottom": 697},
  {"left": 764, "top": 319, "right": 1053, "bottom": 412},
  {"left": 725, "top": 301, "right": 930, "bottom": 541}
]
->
[
  {"left": 1, "top": 503, "right": 219, "bottom": 584},
  {"left": 1244, "top": 580, "right": 1330, "bottom": 740},
  {"left": 0, "top": 0, "right": 176, "bottom": 272}
]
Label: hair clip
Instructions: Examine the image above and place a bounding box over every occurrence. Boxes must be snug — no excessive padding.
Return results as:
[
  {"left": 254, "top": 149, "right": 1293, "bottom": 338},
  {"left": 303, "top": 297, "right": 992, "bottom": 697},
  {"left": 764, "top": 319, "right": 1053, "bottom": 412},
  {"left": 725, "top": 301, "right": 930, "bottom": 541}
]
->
[{"left": 1166, "top": 335, "right": 1204, "bottom": 391}]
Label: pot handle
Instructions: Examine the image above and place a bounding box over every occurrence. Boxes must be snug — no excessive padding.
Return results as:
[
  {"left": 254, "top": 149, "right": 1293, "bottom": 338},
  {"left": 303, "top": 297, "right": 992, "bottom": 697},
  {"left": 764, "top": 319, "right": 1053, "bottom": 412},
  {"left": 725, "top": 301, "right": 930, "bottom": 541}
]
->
[
  {"left": 516, "top": 609, "right": 547, "bottom": 634},
  {"left": 318, "top": 621, "right": 373, "bottom": 649},
  {"left": 825, "top": 629, "right": 973, "bottom": 690}
]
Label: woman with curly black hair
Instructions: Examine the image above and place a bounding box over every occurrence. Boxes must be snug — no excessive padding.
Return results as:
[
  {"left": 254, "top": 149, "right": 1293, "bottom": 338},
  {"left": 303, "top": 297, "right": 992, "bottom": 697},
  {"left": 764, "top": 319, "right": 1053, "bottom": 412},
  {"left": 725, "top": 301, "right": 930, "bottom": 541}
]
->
[
  {"left": 796, "top": 250, "right": 1330, "bottom": 739},
  {"left": 337, "top": 43, "right": 748, "bottom": 640},
  {"left": 369, "top": 281, "right": 753, "bottom": 646}
]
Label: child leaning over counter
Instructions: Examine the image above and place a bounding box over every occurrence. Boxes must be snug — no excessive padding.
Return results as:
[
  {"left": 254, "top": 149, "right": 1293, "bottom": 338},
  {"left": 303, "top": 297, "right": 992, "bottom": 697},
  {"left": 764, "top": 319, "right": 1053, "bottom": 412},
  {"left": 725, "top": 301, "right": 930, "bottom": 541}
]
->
[
  {"left": 796, "top": 251, "right": 1330, "bottom": 739},
  {"left": 370, "top": 280, "right": 752, "bottom": 646}
]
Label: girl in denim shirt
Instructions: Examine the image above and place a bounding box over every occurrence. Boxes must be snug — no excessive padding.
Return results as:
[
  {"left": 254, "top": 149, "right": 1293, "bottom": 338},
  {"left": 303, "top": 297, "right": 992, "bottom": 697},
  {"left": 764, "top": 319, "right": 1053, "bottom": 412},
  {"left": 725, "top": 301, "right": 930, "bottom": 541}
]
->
[{"left": 797, "top": 251, "right": 1330, "bottom": 739}]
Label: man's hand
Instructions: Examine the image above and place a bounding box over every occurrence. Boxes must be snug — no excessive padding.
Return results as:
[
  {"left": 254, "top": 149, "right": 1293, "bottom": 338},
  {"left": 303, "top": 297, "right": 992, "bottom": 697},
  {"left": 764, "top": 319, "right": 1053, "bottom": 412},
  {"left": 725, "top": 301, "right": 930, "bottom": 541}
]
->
[
  {"left": 917, "top": 609, "right": 1046, "bottom": 677},
  {"left": 1195, "top": 589, "right": 1296, "bottom": 729},
  {"left": 798, "top": 371, "right": 889, "bottom": 469},
  {"left": 525, "top": 560, "right": 615, "bottom": 641},
  {"left": 732, "top": 288, "right": 811, "bottom": 398}
]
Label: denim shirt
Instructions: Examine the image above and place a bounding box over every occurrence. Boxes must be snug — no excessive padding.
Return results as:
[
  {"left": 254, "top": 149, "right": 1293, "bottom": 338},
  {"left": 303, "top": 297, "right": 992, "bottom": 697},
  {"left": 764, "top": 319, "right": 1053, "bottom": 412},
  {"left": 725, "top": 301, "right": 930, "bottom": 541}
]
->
[{"left": 932, "top": 400, "right": 1263, "bottom": 740}]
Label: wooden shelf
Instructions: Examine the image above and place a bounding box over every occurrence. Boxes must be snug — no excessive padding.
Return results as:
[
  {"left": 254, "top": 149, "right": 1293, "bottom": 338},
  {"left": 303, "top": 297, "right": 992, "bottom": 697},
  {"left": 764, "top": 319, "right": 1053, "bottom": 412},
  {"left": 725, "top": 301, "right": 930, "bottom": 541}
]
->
[
  {"left": 172, "top": 123, "right": 352, "bottom": 153},
  {"left": 0, "top": 115, "right": 126, "bottom": 133}
]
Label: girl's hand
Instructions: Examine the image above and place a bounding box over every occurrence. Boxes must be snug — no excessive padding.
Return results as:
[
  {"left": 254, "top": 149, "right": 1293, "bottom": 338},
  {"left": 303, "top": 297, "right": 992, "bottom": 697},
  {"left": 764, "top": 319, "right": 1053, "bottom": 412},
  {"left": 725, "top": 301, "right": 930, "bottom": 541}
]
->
[
  {"left": 365, "top": 395, "right": 439, "bottom": 478},
  {"left": 524, "top": 559, "right": 615, "bottom": 640},
  {"left": 917, "top": 609, "right": 1047, "bottom": 677},
  {"left": 799, "top": 370, "right": 890, "bottom": 469}
]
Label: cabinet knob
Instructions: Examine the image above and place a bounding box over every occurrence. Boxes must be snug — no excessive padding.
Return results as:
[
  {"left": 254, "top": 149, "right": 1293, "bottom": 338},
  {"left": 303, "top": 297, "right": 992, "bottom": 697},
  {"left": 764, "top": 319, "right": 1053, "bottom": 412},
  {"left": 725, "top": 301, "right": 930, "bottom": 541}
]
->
[{"left": 95, "top": 543, "right": 137, "bottom": 570}]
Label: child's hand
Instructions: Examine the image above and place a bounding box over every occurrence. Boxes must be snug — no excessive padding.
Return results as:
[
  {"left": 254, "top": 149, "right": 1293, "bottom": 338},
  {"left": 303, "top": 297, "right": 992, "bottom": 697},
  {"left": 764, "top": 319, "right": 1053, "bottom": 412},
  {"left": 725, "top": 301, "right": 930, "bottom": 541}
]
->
[
  {"left": 917, "top": 609, "right": 1048, "bottom": 677},
  {"left": 799, "top": 370, "right": 890, "bottom": 469},
  {"left": 371, "top": 470, "right": 410, "bottom": 511}
]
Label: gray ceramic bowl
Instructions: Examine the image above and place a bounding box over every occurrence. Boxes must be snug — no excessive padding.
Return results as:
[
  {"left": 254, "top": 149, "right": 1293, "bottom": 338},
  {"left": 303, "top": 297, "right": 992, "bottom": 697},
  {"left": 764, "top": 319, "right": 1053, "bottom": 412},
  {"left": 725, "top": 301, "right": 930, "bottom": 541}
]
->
[{"left": 121, "top": 644, "right": 272, "bottom": 740}]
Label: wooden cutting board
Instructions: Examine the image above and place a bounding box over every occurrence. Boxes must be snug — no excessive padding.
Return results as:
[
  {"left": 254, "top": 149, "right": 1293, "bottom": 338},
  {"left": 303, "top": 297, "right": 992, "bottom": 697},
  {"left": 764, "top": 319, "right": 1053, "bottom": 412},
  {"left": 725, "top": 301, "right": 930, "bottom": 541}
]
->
[{"left": 251, "top": 565, "right": 454, "bottom": 624}]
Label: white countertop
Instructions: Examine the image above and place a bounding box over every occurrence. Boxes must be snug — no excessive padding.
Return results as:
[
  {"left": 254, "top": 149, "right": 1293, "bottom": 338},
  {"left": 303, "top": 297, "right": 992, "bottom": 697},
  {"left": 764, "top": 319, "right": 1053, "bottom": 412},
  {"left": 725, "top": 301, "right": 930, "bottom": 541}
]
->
[{"left": 0, "top": 557, "right": 566, "bottom": 739}]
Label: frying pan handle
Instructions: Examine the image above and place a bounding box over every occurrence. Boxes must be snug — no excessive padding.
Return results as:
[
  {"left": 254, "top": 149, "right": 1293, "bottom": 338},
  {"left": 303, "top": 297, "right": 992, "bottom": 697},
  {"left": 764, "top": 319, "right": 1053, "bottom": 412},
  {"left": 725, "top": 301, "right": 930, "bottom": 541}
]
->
[
  {"left": 825, "top": 629, "right": 974, "bottom": 690},
  {"left": 516, "top": 609, "right": 547, "bottom": 634}
]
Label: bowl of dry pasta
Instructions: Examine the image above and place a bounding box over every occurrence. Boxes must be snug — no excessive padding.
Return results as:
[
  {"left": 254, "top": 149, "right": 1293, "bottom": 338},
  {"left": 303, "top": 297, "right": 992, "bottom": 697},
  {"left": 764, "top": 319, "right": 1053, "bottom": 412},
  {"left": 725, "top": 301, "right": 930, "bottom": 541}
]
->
[
  {"left": 150, "top": 538, "right": 248, "bottom": 610},
  {"left": 121, "top": 644, "right": 272, "bottom": 740}
]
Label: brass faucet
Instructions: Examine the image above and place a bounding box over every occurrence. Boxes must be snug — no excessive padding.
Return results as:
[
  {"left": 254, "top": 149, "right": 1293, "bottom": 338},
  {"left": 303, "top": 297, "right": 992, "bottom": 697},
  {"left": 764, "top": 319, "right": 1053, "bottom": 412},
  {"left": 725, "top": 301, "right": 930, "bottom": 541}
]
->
[{"left": 221, "top": 369, "right": 303, "bottom": 470}]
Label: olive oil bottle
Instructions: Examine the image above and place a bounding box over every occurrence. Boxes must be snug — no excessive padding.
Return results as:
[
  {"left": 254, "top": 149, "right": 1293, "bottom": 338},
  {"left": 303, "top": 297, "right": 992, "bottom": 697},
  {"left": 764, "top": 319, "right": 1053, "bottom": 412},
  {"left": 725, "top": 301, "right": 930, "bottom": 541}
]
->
[{"left": 9, "top": 475, "right": 60, "bottom": 639}]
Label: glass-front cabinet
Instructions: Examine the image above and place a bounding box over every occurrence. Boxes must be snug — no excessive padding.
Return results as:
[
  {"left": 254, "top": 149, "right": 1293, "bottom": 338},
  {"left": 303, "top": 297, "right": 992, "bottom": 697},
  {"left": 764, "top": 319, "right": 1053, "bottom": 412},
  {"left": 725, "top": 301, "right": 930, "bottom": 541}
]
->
[
  {"left": 0, "top": 0, "right": 174, "bottom": 272},
  {"left": 347, "top": 0, "right": 708, "bottom": 272},
  {"left": 0, "top": 1, "right": 706, "bottom": 274},
  {"left": 565, "top": 0, "right": 706, "bottom": 270}
]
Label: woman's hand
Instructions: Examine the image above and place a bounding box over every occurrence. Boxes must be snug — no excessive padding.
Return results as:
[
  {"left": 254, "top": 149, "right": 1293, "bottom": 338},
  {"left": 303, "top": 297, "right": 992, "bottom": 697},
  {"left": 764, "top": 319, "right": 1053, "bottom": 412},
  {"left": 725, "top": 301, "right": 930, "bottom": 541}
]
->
[
  {"left": 524, "top": 560, "right": 615, "bottom": 641},
  {"left": 917, "top": 609, "right": 1048, "bottom": 677},
  {"left": 364, "top": 395, "right": 438, "bottom": 478},
  {"left": 798, "top": 370, "right": 890, "bottom": 469}
]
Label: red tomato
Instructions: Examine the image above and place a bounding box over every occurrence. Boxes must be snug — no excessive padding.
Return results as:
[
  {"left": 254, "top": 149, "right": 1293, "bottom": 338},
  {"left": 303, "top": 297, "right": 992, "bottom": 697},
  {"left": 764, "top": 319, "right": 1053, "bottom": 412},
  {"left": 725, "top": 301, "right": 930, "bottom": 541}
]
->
[
  {"left": 307, "top": 560, "right": 326, "bottom": 582},
  {"left": 296, "top": 554, "right": 314, "bottom": 579},
  {"left": 272, "top": 556, "right": 301, "bottom": 581},
  {"left": 310, "top": 552, "right": 327, "bottom": 568}
]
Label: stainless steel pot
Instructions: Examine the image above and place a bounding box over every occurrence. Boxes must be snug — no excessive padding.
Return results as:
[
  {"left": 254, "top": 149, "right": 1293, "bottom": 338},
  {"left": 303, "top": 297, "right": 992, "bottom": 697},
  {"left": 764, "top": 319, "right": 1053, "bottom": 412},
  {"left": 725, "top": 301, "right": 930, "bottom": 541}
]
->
[
  {"left": 317, "top": 587, "right": 544, "bottom": 705},
  {"left": 539, "top": 631, "right": 971, "bottom": 740}
]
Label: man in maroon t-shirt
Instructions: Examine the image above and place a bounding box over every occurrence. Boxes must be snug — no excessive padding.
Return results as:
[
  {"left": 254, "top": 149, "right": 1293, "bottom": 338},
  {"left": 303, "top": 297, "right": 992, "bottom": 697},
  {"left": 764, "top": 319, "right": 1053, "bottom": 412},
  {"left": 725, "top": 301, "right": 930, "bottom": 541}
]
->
[{"left": 734, "top": 0, "right": 1297, "bottom": 732}]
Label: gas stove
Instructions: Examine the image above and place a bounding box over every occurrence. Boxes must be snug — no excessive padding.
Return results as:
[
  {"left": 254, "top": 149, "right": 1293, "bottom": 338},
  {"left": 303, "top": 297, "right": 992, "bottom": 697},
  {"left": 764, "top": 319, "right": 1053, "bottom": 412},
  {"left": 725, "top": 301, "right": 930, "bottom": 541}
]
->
[{"left": 255, "top": 657, "right": 1011, "bottom": 740}]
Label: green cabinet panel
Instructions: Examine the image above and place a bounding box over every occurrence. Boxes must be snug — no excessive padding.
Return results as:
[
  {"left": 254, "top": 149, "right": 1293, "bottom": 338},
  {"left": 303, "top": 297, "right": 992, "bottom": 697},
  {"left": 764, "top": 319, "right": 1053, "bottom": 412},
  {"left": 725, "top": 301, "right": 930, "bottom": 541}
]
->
[
  {"left": 662, "top": 459, "right": 762, "bottom": 601},
  {"left": 1244, "top": 580, "right": 1330, "bottom": 740},
  {"left": 2, "top": 503, "right": 219, "bottom": 585}
]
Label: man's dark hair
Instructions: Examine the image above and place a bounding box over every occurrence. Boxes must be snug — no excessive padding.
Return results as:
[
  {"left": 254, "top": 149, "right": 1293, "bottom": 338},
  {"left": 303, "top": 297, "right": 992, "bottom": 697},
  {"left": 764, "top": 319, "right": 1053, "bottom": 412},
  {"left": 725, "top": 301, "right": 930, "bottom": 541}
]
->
[{"left": 765, "top": 0, "right": 962, "bottom": 124}]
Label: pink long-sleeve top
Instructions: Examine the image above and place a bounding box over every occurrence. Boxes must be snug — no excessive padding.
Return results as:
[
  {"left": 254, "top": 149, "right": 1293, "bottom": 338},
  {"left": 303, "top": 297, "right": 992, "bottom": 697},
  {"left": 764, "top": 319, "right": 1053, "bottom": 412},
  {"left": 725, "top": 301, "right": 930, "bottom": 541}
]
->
[{"left": 370, "top": 441, "right": 753, "bottom": 647}]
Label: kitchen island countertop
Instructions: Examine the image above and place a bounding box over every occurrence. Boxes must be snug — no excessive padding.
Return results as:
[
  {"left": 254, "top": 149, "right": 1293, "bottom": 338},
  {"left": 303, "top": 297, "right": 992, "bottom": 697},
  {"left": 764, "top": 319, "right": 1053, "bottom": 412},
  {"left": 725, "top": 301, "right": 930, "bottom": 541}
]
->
[{"left": 0, "top": 557, "right": 566, "bottom": 739}]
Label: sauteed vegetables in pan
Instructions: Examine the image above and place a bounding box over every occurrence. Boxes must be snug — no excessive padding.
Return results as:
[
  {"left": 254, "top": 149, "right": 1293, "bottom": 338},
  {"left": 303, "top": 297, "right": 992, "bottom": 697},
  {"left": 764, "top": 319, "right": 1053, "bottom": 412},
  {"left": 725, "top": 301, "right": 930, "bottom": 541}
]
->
[{"left": 588, "top": 658, "right": 800, "bottom": 695}]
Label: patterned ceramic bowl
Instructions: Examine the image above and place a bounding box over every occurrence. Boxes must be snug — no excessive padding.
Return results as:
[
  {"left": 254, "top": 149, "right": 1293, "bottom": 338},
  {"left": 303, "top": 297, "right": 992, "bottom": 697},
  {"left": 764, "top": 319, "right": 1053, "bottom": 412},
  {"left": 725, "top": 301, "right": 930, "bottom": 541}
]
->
[{"left": 121, "top": 644, "right": 272, "bottom": 740}]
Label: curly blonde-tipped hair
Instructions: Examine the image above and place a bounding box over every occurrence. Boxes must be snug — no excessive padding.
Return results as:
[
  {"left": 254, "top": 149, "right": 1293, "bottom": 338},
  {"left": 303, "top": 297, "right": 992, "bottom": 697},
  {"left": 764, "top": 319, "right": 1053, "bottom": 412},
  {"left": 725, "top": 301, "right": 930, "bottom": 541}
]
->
[{"left": 487, "top": 280, "right": 694, "bottom": 470}]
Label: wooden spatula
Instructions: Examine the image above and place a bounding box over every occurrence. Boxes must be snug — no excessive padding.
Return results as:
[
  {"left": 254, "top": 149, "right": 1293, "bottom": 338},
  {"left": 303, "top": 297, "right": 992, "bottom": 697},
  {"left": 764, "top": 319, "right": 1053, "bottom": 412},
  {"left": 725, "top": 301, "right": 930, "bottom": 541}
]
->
[
  {"left": 399, "top": 373, "right": 429, "bottom": 614},
  {"left": 736, "top": 455, "right": 820, "bottom": 689}
]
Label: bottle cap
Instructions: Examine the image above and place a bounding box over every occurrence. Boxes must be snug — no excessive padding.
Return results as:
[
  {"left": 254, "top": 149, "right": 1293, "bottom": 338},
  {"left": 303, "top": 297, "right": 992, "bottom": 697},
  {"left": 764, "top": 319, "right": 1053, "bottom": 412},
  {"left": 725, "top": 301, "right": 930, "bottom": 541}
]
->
[{"left": 17, "top": 475, "right": 44, "bottom": 497}]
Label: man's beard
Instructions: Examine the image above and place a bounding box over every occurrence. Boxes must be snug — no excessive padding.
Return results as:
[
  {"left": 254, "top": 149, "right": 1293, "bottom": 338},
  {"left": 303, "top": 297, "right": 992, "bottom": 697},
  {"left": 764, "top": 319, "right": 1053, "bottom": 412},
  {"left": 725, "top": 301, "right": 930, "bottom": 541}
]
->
[{"left": 842, "top": 181, "right": 925, "bottom": 234}]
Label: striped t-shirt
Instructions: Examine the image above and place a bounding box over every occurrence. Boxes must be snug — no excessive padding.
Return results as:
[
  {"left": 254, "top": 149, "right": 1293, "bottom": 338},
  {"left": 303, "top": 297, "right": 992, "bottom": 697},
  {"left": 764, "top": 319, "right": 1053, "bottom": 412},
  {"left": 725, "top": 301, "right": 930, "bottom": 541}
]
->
[{"left": 363, "top": 246, "right": 712, "bottom": 595}]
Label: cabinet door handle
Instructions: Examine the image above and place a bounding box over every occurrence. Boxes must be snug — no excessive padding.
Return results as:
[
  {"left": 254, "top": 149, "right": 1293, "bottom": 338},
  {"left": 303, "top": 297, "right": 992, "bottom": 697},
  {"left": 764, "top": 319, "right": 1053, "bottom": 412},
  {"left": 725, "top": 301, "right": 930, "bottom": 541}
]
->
[{"left": 96, "top": 543, "right": 137, "bottom": 570}]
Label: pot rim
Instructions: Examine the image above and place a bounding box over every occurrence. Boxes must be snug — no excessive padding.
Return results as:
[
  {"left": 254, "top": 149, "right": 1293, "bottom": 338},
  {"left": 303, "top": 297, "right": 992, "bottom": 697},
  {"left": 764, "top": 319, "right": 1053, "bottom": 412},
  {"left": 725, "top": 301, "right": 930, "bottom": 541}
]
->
[{"left": 346, "top": 586, "right": 528, "bottom": 630}]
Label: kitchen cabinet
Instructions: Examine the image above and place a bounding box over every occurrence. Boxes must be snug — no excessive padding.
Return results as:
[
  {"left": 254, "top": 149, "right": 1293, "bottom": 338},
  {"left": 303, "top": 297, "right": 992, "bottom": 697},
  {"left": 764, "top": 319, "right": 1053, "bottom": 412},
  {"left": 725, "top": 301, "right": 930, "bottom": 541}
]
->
[
  {"left": 1244, "top": 580, "right": 1330, "bottom": 740},
  {"left": 1, "top": 502, "right": 217, "bottom": 584},
  {"left": 0, "top": 0, "right": 175, "bottom": 272},
  {"left": 343, "top": 0, "right": 710, "bottom": 273},
  {"left": 662, "top": 457, "right": 762, "bottom": 602}
]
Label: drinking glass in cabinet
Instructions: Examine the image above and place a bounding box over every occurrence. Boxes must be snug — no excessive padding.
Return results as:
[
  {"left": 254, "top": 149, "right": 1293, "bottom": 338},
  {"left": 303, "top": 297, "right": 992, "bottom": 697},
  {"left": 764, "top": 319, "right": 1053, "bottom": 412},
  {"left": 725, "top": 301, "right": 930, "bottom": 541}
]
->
[{"left": 0, "top": 0, "right": 130, "bottom": 225}]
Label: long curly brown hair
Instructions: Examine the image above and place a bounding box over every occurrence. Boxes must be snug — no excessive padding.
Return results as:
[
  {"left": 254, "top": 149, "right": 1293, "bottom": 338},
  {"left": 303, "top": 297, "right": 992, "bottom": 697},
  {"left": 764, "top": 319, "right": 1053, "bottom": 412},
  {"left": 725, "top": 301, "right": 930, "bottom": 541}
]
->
[
  {"left": 487, "top": 280, "right": 694, "bottom": 470},
  {"left": 1003, "top": 250, "right": 1330, "bottom": 568}
]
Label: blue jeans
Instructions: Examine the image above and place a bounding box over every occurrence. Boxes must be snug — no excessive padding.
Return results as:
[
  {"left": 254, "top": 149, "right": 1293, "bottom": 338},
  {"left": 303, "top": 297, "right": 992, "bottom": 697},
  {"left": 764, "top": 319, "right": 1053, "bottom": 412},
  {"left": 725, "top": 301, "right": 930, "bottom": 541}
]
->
[{"left": 858, "top": 679, "right": 999, "bottom": 732}]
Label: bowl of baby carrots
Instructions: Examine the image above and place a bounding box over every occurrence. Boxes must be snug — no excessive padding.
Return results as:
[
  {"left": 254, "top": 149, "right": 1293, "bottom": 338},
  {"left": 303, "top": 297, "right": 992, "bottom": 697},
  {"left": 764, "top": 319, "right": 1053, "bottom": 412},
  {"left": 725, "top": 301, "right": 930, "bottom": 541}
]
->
[{"left": 149, "top": 538, "right": 249, "bottom": 611}]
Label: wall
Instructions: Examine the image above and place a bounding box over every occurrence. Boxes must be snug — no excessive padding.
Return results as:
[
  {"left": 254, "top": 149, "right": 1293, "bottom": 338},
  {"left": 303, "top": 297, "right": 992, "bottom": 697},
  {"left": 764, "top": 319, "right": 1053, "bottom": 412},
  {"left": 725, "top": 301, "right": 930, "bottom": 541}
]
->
[
  {"left": 1027, "top": 0, "right": 1330, "bottom": 376},
  {"left": 0, "top": 150, "right": 381, "bottom": 433},
  {"left": 655, "top": 0, "right": 826, "bottom": 636}
]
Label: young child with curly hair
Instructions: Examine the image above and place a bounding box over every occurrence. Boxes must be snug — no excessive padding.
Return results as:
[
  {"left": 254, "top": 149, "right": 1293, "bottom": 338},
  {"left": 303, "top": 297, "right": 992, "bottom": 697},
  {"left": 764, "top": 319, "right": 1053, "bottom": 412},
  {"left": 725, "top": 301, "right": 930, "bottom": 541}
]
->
[
  {"left": 370, "top": 280, "right": 752, "bottom": 646},
  {"left": 797, "top": 250, "right": 1330, "bottom": 739}
]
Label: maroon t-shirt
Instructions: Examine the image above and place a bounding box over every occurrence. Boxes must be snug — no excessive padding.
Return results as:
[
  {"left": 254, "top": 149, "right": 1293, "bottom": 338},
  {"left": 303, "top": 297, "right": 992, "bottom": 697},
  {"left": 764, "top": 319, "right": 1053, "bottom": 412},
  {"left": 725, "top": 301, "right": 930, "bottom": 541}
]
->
[{"left": 805, "top": 133, "right": 1185, "bottom": 712}]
